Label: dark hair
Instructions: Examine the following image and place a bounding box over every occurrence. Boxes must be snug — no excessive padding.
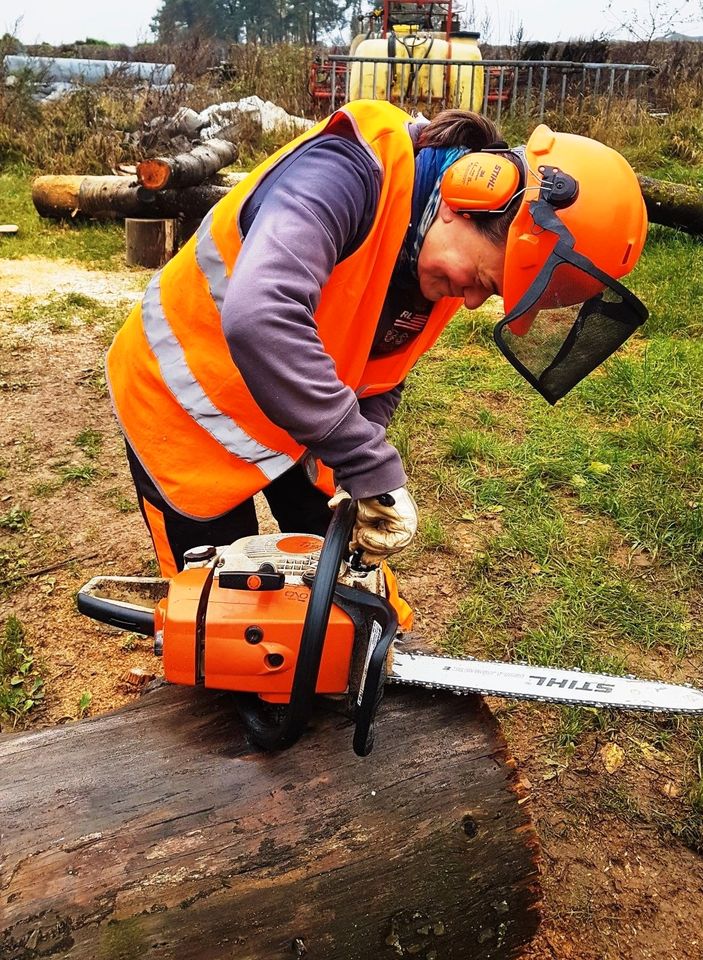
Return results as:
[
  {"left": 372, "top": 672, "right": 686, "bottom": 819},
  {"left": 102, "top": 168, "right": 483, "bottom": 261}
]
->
[{"left": 417, "top": 109, "right": 521, "bottom": 245}]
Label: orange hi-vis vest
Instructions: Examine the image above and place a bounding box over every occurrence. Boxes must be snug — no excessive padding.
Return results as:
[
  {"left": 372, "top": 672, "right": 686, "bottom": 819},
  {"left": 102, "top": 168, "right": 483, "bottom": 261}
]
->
[{"left": 107, "top": 100, "right": 463, "bottom": 520}]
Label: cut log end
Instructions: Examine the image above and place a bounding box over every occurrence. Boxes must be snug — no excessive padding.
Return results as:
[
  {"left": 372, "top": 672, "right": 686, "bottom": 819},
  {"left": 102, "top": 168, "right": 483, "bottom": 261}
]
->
[{"left": 137, "top": 158, "right": 172, "bottom": 191}]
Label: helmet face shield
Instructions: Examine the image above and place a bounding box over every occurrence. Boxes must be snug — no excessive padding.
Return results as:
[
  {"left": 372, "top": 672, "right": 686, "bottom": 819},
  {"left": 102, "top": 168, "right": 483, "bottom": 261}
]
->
[{"left": 494, "top": 201, "right": 648, "bottom": 404}]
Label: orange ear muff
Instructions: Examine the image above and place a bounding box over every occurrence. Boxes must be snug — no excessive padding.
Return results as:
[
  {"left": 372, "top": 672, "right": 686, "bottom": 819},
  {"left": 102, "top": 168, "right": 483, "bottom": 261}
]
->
[{"left": 441, "top": 153, "right": 521, "bottom": 215}]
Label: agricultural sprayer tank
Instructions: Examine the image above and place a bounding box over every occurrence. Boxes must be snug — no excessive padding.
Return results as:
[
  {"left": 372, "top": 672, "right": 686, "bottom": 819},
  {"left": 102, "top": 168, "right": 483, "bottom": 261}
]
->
[{"left": 311, "top": 1, "right": 484, "bottom": 113}]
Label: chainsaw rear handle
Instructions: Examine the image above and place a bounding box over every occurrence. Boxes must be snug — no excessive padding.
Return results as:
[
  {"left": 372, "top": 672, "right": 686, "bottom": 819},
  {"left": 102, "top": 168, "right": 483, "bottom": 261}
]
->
[{"left": 235, "top": 496, "right": 357, "bottom": 752}]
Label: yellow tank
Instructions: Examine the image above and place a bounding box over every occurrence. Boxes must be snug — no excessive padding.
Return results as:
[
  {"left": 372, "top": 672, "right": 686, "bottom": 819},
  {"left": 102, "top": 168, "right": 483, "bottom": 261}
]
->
[
  {"left": 448, "top": 31, "right": 484, "bottom": 112},
  {"left": 348, "top": 37, "right": 409, "bottom": 101},
  {"left": 396, "top": 31, "right": 449, "bottom": 104},
  {"left": 349, "top": 32, "right": 368, "bottom": 57},
  {"left": 348, "top": 29, "right": 484, "bottom": 112}
]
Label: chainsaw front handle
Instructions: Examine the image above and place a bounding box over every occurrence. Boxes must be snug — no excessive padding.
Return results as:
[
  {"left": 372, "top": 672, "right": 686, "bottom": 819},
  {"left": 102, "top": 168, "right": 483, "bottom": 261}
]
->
[
  {"left": 77, "top": 576, "right": 166, "bottom": 636},
  {"left": 235, "top": 496, "right": 357, "bottom": 752}
]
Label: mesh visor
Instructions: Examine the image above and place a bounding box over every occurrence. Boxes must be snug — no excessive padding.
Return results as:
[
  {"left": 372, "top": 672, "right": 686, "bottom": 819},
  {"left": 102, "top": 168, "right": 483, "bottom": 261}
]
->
[{"left": 494, "top": 262, "right": 646, "bottom": 405}]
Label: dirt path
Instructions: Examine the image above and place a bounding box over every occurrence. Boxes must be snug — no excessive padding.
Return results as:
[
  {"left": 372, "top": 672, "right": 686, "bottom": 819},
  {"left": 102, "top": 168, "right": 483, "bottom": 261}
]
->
[{"left": 1, "top": 258, "right": 702, "bottom": 959}]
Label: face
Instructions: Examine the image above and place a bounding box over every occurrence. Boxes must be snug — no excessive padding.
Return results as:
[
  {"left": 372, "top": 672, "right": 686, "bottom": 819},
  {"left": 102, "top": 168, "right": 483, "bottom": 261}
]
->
[{"left": 416, "top": 201, "right": 506, "bottom": 309}]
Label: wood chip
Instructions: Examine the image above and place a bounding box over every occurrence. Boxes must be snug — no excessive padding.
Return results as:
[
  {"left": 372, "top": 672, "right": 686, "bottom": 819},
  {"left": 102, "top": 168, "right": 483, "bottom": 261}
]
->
[
  {"left": 660, "top": 780, "right": 682, "bottom": 799},
  {"left": 600, "top": 742, "right": 625, "bottom": 774},
  {"left": 120, "top": 667, "right": 157, "bottom": 688}
]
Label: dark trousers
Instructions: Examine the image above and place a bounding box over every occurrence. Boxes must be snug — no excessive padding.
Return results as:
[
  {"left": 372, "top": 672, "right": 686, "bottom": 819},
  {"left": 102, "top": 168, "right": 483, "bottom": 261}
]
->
[{"left": 125, "top": 443, "right": 332, "bottom": 575}]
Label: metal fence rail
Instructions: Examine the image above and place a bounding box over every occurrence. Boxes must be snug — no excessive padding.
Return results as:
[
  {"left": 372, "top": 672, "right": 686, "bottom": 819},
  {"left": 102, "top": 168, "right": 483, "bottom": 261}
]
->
[{"left": 326, "top": 55, "right": 654, "bottom": 120}]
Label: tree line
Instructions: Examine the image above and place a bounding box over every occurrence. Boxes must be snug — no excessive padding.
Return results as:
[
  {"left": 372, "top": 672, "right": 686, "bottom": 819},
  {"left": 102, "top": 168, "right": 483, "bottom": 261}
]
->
[{"left": 151, "top": 0, "right": 352, "bottom": 44}]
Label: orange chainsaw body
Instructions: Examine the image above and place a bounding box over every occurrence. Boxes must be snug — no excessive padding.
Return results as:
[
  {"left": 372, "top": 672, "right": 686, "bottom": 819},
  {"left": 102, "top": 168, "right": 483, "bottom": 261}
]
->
[{"left": 156, "top": 540, "right": 356, "bottom": 704}]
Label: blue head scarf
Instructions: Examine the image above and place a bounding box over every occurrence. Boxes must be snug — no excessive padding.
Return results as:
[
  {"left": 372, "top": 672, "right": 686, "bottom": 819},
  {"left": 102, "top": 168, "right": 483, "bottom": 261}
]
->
[{"left": 398, "top": 145, "right": 473, "bottom": 283}]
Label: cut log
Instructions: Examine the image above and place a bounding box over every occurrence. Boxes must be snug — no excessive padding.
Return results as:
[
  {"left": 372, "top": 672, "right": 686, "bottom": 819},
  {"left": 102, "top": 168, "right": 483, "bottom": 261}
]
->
[
  {"left": 125, "top": 218, "right": 177, "bottom": 268},
  {"left": 0, "top": 685, "right": 542, "bottom": 960},
  {"left": 638, "top": 175, "right": 703, "bottom": 235},
  {"left": 137, "top": 137, "right": 239, "bottom": 191},
  {"left": 31, "top": 175, "right": 230, "bottom": 221}
]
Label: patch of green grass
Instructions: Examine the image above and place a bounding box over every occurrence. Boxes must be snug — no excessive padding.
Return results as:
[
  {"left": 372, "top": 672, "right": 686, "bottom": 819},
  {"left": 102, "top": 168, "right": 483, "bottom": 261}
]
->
[
  {"left": 0, "top": 548, "right": 27, "bottom": 589},
  {"left": 82, "top": 366, "right": 109, "bottom": 398},
  {"left": 0, "top": 615, "right": 45, "bottom": 729},
  {"left": 77, "top": 689, "right": 93, "bottom": 718},
  {"left": 32, "top": 479, "right": 61, "bottom": 497},
  {"left": 106, "top": 487, "right": 138, "bottom": 513},
  {"left": 0, "top": 165, "right": 124, "bottom": 267},
  {"left": 0, "top": 506, "right": 30, "bottom": 532},
  {"left": 59, "top": 463, "right": 99, "bottom": 485},
  {"left": 9, "top": 292, "right": 127, "bottom": 334},
  {"left": 75, "top": 428, "right": 103, "bottom": 459},
  {"left": 552, "top": 707, "right": 612, "bottom": 753},
  {"left": 448, "top": 428, "right": 507, "bottom": 467},
  {"left": 394, "top": 226, "right": 703, "bottom": 840},
  {"left": 419, "top": 513, "right": 449, "bottom": 551}
]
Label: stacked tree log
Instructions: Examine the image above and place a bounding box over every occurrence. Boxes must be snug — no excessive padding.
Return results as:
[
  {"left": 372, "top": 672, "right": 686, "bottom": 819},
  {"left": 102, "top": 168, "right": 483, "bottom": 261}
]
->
[{"left": 0, "top": 684, "right": 542, "bottom": 959}]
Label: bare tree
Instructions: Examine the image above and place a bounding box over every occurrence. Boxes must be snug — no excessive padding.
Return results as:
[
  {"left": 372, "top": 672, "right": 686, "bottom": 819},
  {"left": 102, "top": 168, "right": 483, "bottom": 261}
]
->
[
  {"left": 460, "top": 0, "right": 494, "bottom": 43},
  {"left": 603, "top": 0, "right": 703, "bottom": 55},
  {"left": 506, "top": 15, "right": 527, "bottom": 59}
]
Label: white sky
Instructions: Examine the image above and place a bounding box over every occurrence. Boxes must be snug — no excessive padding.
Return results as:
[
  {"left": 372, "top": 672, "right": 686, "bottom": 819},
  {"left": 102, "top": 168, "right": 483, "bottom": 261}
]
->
[{"left": 6, "top": 0, "right": 703, "bottom": 47}]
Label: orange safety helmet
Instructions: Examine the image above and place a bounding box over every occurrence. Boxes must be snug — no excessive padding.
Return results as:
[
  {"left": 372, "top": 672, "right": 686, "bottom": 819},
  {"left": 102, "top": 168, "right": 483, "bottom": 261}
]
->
[
  {"left": 439, "top": 125, "right": 649, "bottom": 404},
  {"left": 502, "top": 124, "right": 648, "bottom": 334}
]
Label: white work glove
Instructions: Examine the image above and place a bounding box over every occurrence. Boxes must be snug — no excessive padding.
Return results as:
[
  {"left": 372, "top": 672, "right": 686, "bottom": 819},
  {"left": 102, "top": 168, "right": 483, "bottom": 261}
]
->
[{"left": 329, "top": 487, "right": 418, "bottom": 566}]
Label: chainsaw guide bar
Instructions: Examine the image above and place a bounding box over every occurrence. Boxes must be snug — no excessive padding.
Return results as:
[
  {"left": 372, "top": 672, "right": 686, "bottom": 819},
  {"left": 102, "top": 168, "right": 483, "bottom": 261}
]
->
[{"left": 388, "top": 650, "right": 703, "bottom": 715}]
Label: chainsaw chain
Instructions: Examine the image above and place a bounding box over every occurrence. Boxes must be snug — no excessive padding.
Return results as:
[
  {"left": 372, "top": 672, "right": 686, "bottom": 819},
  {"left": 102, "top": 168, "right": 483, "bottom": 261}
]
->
[{"left": 387, "top": 649, "right": 703, "bottom": 715}]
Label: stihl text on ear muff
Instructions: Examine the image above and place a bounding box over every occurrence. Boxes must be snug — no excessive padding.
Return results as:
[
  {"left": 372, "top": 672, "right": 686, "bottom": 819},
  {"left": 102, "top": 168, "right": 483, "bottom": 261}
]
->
[{"left": 440, "top": 152, "right": 522, "bottom": 216}]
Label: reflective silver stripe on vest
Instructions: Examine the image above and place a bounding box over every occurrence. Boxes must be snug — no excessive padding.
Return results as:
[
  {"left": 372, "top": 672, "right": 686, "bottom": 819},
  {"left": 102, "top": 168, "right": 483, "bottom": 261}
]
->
[
  {"left": 141, "top": 270, "right": 296, "bottom": 480},
  {"left": 194, "top": 208, "right": 229, "bottom": 312}
]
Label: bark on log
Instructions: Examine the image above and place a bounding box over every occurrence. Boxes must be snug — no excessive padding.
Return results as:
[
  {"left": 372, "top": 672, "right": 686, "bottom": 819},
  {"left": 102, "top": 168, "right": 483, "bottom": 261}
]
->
[
  {"left": 31, "top": 175, "right": 230, "bottom": 221},
  {"left": 137, "top": 137, "right": 239, "bottom": 191},
  {"left": 638, "top": 175, "right": 703, "bottom": 234},
  {"left": 1, "top": 685, "right": 542, "bottom": 960},
  {"left": 125, "top": 218, "right": 177, "bottom": 268}
]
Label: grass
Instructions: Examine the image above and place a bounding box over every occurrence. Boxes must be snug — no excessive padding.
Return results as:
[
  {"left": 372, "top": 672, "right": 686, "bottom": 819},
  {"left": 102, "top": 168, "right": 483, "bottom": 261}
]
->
[
  {"left": 0, "top": 165, "right": 124, "bottom": 267},
  {"left": 6, "top": 292, "right": 129, "bottom": 336},
  {"left": 393, "top": 224, "right": 703, "bottom": 850},
  {"left": 0, "top": 615, "right": 45, "bottom": 730},
  {"left": 75, "top": 428, "right": 104, "bottom": 459},
  {"left": 0, "top": 506, "right": 30, "bottom": 532},
  {"left": 58, "top": 463, "right": 99, "bottom": 485}
]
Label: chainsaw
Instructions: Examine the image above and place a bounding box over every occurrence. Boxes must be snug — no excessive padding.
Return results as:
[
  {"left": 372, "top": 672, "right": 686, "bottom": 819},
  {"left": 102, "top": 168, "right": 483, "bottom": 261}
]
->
[{"left": 77, "top": 498, "right": 703, "bottom": 756}]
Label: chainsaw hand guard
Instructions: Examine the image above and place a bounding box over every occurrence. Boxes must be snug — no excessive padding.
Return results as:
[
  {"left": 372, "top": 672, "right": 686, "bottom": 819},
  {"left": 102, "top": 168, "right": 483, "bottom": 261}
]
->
[{"left": 234, "top": 498, "right": 397, "bottom": 756}]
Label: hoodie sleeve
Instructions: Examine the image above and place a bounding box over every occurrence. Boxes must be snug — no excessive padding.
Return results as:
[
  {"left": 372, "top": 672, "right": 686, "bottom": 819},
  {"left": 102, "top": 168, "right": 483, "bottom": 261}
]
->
[{"left": 221, "top": 136, "right": 408, "bottom": 498}]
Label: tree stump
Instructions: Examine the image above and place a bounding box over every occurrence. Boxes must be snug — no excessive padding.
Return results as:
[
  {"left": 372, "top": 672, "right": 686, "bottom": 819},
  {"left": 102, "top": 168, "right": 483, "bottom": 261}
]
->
[
  {"left": 1, "top": 685, "right": 542, "bottom": 960},
  {"left": 125, "top": 218, "right": 177, "bottom": 268}
]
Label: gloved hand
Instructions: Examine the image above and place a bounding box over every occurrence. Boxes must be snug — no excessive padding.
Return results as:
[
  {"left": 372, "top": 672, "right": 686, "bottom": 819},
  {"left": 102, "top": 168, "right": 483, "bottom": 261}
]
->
[{"left": 328, "top": 487, "right": 418, "bottom": 566}]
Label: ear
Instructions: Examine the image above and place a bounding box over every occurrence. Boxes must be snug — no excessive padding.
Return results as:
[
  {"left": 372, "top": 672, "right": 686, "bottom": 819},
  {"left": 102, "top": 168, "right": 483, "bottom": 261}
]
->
[{"left": 438, "top": 200, "right": 469, "bottom": 224}]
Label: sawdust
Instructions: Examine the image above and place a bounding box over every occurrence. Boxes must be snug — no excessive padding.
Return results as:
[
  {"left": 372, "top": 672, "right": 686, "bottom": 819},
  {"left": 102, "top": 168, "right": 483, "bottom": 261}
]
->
[{"left": 1, "top": 257, "right": 702, "bottom": 959}]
